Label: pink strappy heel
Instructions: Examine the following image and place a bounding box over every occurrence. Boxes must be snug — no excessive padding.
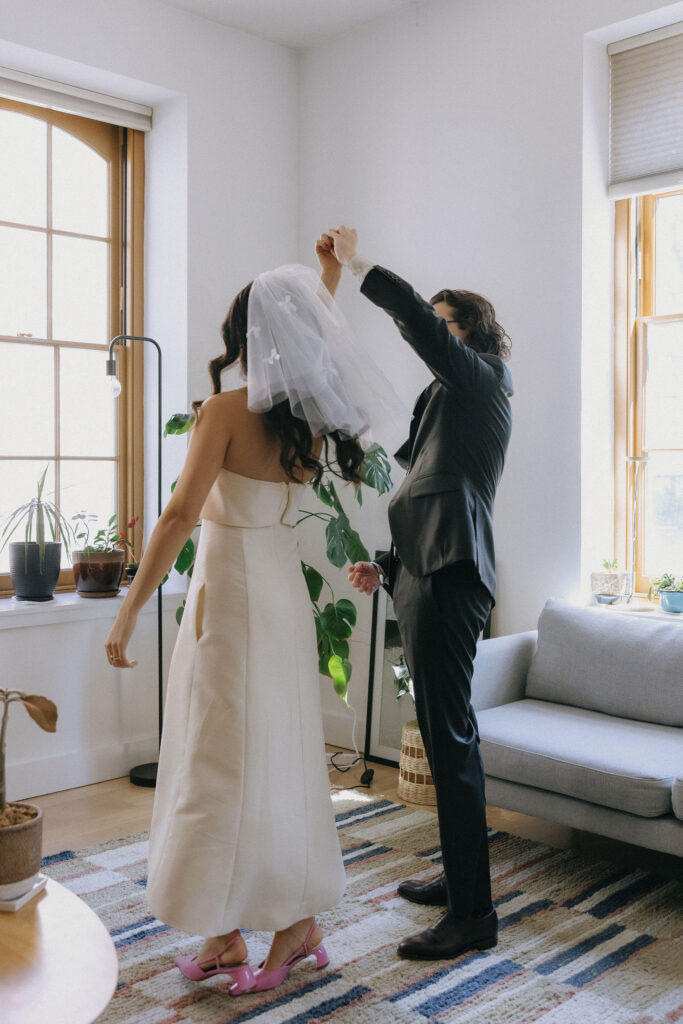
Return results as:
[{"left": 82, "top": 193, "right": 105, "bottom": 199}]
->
[
  {"left": 175, "top": 934, "right": 256, "bottom": 995},
  {"left": 249, "top": 921, "right": 329, "bottom": 993}
]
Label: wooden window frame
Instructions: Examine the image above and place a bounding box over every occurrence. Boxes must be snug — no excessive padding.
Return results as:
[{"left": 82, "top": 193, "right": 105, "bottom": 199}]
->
[
  {"left": 0, "top": 97, "right": 144, "bottom": 596},
  {"left": 614, "top": 190, "right": 683, "bottom": 596}
]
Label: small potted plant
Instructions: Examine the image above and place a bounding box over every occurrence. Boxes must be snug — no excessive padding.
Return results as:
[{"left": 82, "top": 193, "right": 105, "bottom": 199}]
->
[
  {"left": 591, "top": 558, "right": 630, "bottom": 604},
  {"left": 0, "top": 688, "right": 58, "bottom": 903},
  {"left": 651, "top": 573, "right": 683, "bottom": 613},
  {"left": 0, "top": 466, "right": 74, "bottom": 601},
  {"left": 71, "top": 512, "right": 134, "bottom": 598}
]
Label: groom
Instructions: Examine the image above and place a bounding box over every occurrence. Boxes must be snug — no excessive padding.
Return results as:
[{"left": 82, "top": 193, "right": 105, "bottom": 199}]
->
[{"left": 323, "top": 227, "right": 513, "bottom": 960}]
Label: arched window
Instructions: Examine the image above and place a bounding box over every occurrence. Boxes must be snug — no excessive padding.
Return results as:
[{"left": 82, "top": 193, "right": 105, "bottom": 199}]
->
[{"left": 0, "top": 97, "right": 144, "bottom": 594}]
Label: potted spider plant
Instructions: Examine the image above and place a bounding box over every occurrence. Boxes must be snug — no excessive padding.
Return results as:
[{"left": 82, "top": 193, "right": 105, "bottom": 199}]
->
[
  {"left": 71, "top": 513, "right": 133, "bottom": 598},
  {"left": 0, "top": 466, "right": 74, "bottom": 601},
  {"left": 0, "top": 688, "right": 58, "bottom": 903}
]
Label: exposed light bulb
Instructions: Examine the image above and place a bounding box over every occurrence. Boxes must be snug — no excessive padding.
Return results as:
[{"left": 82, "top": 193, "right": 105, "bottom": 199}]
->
[{"left": 110, "top": 375, "right": 122, "bottom": 398}]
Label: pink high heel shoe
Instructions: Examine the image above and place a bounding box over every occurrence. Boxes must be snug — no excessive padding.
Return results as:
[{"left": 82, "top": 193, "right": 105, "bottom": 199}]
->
[
  {"left": 249, "top": 921, "right": 329, "bottom": 993},
  {"left": 175, "top": 933, "right": 256, "bottom": 995}
]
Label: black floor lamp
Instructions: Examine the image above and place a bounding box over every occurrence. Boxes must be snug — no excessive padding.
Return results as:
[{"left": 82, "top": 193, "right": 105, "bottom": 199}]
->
[{"left": 106, "top": 334, "right": 164, "bottom": 788}]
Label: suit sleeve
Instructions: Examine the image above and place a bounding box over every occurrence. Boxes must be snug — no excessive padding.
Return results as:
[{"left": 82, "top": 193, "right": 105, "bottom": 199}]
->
[{"left": 360, "top": 265, "right": 503, "bottom": 398}]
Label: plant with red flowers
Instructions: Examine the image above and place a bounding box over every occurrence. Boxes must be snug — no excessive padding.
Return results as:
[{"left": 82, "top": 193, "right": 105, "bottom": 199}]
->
[{"left": 71, "top": 512, "right": 137, "bottom": 554}]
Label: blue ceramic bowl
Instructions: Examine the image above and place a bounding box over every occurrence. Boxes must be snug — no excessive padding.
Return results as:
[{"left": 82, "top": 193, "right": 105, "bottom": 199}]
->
[{"left": 660, "top": 590, "right": 683, "bottom": 613}]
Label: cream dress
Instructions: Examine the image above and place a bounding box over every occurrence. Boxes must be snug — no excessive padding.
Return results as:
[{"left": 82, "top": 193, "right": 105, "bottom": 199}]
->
[{"left": 146, "top": 468, "right": 346, "bottom": 936}]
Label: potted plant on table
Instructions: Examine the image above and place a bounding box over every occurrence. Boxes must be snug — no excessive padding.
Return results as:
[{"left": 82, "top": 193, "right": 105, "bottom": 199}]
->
[
  {"left": 0, "top": 466, "right": 74, "bottom": 602},
  {"left": 71, "top": 513, "right": 135, "bottom": 598},
  {"left": 0, "top": 688, "right": 58, "bottom": 904},
  {"left": 651, "top": 573, "right": 683, "bottom": 613}
]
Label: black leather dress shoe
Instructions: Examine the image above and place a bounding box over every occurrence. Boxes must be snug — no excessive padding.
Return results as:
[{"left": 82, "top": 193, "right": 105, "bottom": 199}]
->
[
  {"left": 397, "top": 909, "right": 498, "bottom": 960},
  {"left": 397, "top": 873, "right": 448, "bottom": 906}
]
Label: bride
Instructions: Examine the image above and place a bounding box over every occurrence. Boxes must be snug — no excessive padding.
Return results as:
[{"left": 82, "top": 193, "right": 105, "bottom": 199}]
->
[{"left": 104, "top": 235, "right": 403, "bottom": 995}]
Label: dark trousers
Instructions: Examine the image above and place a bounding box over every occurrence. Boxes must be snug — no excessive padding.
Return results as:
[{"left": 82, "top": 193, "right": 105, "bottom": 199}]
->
[{"left": 391, "top": 558, "right": 494, "bottom": 919}]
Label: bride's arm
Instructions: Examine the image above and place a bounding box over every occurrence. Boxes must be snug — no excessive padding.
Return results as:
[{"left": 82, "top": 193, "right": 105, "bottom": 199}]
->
[
  {"left": 315, "top": 232, "right": 342, "bottom": 297},
  {"left": 104, "top": 393, "right": 235, "bottom": 668}
]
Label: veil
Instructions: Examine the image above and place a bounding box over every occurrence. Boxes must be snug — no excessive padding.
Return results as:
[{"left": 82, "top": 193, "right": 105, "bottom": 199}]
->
[{"left": 245, "top": 264, "right": 408, "bottom": 450}]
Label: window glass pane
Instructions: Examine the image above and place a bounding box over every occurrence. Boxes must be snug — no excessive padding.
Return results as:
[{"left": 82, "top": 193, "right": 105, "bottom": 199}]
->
[
  {"left": 0, "top": 460, "right": 56, "bottom": 573},
  {"left": 59, "top": 460, "right": 116, "bottom": 565},
  {"left": 643, "top": 321, "right": 683, "bottom": 451},
  {"left": 60, "top": 348, "right": 115, "bottom": 457},
  {"left": 0, "top": 109, "right": 47, "bottom": 228},
  {"left": 642, "top": 453, "right": 683, "bottom": 578},
  {"left": 52, "top": 128, "right": 108, "bottom": 238},
  {"left": 52, "top": 235, "right": 108, "bottom": 344},
  {"left": 655, "top": 194, "right": 683, "bottom": 315},
  {"left": 0, "top": 226, "right": 47, "bottom": 338},
  {"left": 0, "top": 343, "right": 54, "bottom": 456}
]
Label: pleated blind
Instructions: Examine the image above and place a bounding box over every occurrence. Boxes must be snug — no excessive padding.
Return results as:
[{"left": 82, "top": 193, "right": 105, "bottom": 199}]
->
[
  {"left": 609, "top": 23, "right": 683, "bottom": 197},
  {"left": 0, "top": 66, "right": 152, "bottom": 132}
]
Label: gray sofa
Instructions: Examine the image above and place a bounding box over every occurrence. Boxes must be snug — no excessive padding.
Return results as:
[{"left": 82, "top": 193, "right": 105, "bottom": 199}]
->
[{"left": 472, "top": 599, "right": 683, "bottom": 857}]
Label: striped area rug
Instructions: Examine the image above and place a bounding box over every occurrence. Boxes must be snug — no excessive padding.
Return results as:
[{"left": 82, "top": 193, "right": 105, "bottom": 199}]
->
[{"left": 42, "top": 793, "right": 683, "bottom": 1023}]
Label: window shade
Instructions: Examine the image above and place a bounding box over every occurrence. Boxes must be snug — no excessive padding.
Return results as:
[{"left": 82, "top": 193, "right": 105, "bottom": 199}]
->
[
  {"left": 608, "top": 23, "right": 683, "bottom": 197},
  {"left": 0, "top": 66, "right": 152, "bottom": 132}
]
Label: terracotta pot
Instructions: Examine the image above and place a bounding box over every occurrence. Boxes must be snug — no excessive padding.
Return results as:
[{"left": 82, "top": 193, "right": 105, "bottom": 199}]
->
[
  {"left": 9, "top": 541, "right": 62, "bottom": 601},
  {"left": 73, "top": 549, "right": 125, "bottom": 597},
  {"left": 0, "top": 803, "right": 43, "bottom": 900}
]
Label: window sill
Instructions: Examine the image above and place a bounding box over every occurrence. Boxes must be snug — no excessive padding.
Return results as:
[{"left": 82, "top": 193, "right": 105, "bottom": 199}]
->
[
  {"left": 0, "top": 584, "right": 186, "bottom": 631},
  {"left": 592, "top": 596, "right": 683, "bottom": 622}
]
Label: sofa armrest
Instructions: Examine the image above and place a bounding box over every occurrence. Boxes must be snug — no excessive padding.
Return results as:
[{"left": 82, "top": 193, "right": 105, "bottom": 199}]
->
[{"left": 471, "top": 630, "right": 537, "bottom": 711}]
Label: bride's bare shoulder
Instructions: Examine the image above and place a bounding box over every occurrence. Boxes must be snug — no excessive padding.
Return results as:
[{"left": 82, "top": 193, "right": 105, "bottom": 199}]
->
[{"left": 198, "top": 389, "right": 248, "bottom": 414}]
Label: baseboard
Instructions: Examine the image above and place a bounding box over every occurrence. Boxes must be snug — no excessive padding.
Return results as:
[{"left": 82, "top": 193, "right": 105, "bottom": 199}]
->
[{"left": 11, "top": 737, "right": 159, "bottom": 801}]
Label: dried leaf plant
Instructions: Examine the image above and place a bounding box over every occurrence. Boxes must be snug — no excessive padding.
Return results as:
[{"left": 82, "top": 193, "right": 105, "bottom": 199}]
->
[{"left": 0, "top": 690, "right": 58, "bottom": 815}]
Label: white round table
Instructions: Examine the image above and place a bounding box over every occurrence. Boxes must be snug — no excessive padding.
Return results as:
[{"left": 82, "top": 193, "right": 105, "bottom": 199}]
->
[{"left": 0, "top": 877, "right": 118, "bottom": 1024}]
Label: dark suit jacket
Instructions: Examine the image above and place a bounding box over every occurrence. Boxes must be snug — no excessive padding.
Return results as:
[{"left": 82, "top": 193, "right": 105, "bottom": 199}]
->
[{"left": 366, "top": 266, "right": 513, "bottom": 603}]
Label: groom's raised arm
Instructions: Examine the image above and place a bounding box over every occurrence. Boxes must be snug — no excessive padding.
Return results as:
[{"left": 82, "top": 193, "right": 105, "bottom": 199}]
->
[{"left": 354, "top": 262, "right": 503, "bottom": 398}]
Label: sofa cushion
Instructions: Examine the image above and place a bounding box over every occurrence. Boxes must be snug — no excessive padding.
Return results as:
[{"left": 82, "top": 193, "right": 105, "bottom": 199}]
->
[
  {"left": 525, "top": 599, "right": 683, "bottom": 727},
  {"left": 673, "top": 777, "right": 683, "bottom": 822},
  {"left": 478, "top": 699, "right": 683, "bottom": 817}
]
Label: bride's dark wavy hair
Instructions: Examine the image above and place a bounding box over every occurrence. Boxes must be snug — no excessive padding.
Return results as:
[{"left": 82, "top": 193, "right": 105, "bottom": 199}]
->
[{"left": 192, "top": 282, "right": 365, "bottom": 485}]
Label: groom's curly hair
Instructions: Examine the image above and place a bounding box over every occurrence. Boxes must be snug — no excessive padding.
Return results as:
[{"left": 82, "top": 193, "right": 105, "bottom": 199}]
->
[
  {"left": 431, "top": 289, "right": 512, "bottom": 362},
  {"left": 192, "top": 282, "right": 365, "bottom": 485}
]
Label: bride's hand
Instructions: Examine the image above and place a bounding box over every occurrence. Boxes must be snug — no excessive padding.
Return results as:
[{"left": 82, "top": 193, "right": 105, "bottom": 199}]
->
[
  {"left": 329, "top": 226, "right": 358, "bottom": 266},
  {"left": 315, "top": 232, "right": 341, "bottom": 274},
  {"left": 105, "top": 608, "right": 139, "bottom": 669}
]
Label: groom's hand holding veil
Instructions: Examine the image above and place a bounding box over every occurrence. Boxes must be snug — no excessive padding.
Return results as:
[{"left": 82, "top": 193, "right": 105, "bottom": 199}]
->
[{"left": 329, "top": 226, "right": 358, "bottom": 266}]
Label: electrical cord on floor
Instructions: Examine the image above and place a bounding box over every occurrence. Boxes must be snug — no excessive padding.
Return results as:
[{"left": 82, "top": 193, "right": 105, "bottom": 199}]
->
[{"left": 326, "top": 702, "right": 375, "bottom": 791}]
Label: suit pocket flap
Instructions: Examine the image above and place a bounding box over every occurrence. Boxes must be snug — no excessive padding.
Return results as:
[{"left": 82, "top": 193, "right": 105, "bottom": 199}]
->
[{"left": 409, "top": 472, "right": 462, "bottom": 497}]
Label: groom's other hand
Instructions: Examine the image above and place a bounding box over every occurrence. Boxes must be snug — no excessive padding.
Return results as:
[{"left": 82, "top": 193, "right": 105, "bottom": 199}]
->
[
  {"left": 348, "top": 561, "right": 380, "bottom": 595},
  {"left": 330, "top": 226, "right": 358, "bottom": 266}
]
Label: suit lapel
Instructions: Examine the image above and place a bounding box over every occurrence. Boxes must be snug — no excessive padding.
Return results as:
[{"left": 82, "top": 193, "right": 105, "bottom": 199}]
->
[{"left": 394, "top": 379, "right": 436, "bottom": 468}]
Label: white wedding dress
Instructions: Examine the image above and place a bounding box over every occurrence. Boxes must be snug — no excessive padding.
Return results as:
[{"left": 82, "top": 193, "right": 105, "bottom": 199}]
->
[{"left": 146, "top": 468, "right": 346, "bottom": 936}]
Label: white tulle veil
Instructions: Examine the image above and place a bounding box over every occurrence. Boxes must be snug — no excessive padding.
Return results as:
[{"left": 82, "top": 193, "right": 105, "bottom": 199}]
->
[{"left": 245, "top": 264, "right": 407, "bottom": 450}]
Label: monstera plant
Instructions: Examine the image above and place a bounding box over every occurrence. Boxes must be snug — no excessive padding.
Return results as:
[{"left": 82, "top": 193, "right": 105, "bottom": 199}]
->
[{"left": 164, "top": 412, "right": 393, "bottom": 701}]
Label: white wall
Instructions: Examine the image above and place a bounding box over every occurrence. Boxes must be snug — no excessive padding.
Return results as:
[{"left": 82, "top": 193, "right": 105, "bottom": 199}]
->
[
  {"left": 297, "top": 0, "right": 683, "bottom": 743},
  {"left": 0, "top": 0, "right": 300, "bottom": 795}
]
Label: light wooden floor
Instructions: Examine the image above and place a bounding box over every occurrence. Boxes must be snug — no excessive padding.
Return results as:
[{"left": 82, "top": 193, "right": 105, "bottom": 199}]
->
[{"left": 36, "top": 749, "right": 681, "bottom": 881}]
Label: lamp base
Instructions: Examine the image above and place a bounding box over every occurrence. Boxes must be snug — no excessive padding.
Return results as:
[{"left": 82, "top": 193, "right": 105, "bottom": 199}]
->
[{"left": 129, "top": 762, "right": 158, "bottom": 788}]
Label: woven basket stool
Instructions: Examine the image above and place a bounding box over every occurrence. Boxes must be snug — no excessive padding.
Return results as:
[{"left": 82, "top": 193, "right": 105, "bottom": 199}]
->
[{"left": 397, "top": 718, "right": 437, "bottom": 806}]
